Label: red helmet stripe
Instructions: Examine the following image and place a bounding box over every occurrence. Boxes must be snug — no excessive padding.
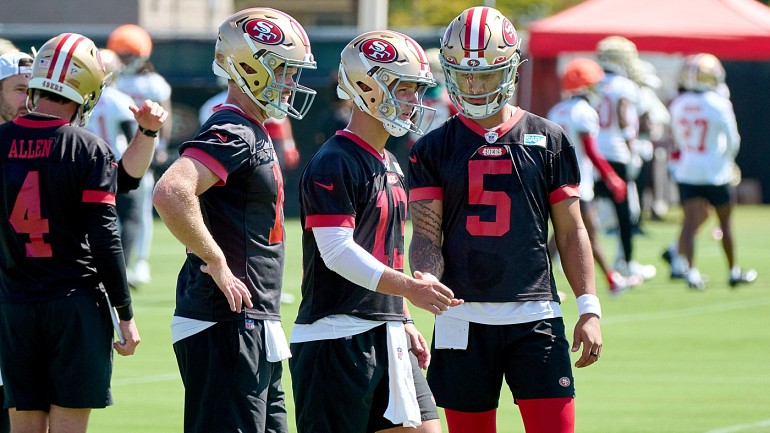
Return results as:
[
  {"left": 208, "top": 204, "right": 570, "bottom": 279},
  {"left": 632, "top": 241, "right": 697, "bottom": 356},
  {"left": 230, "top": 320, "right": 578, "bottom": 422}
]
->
[
  {"left": 475, "top": 7, "right": 489, "bottom": 59},
  {"left": 57, "top": 35, "right": 87, "bottom": 83},
  {"left": 46, "top": 33, "right": 72, "bottom": 79},
  {"left": 463, "top": 7, "right": 475, "bottom": 58}
]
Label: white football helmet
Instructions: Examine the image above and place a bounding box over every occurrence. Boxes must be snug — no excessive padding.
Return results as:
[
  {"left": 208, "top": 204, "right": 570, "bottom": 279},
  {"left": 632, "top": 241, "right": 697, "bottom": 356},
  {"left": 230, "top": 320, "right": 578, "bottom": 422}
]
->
[
  {"left": 596, "top": 36, "right": 638, "bottom": 77},
  {"left": 678, "top": 53, "right": 725, "bottom": 92},
  {"left": 337, "top": 30, "right": 436, "bottom": 137},
  {"left": 214, "top": 8, "right": 317, "bottom": 120},
  {"left": 439, "top": 6, "right": 523, "bottom": 119},
  {"left": 28, "top": 33, "right": 107, "bottom": 127}
]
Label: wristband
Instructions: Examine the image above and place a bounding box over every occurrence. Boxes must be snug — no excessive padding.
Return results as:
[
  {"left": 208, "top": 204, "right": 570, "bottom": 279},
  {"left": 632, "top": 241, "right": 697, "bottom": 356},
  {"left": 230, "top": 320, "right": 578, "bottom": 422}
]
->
[
  {"left": 116, "top": 304, "right": 134, "bottom": 321},
  {"left": 403, "top": 317, "right": 415, "bottom": 325},
  {"left": 138, "top": 125, "right": 159, "bottom": 138},
  {"left": 576, "top": 294, "right": 601, "bottom": 318}
]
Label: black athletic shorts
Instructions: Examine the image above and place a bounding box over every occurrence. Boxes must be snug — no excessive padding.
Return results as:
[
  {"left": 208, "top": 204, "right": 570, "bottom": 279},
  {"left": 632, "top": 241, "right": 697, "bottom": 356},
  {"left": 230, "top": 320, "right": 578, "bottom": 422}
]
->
[
  {"left": 289, "top": 323, "right": 439, "bottom": 433},
  {"left": 173, "top": 319, "right": 287, "bottom": 433},
  {"left": 427, "top": 317, "right": 575, "bottom": 412},
  {"left": 0, "top": 294, "right": 113, "bottom": 410},
  {"left": 678, "top": 183, "right": 732, "bottom": 207}
]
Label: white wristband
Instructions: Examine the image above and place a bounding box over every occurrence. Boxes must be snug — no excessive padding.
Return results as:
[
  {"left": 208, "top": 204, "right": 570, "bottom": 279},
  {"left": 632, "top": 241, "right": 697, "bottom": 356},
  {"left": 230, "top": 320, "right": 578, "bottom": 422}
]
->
[{"left": 576, "top": 294, "right": 602, "bottom": 318}]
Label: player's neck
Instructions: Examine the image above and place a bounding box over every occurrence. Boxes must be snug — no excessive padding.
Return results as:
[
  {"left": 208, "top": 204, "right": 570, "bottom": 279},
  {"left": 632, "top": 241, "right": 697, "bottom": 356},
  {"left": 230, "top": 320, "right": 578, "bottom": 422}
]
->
[
  {"left": 346, "top": 111, "right": 389, "bottom": 153},
  {"left": 31, "top": 99, "right": 76, "bottom": 123},
  {"left": 472, "top": 103, "right": 513, "bottom": 130}
]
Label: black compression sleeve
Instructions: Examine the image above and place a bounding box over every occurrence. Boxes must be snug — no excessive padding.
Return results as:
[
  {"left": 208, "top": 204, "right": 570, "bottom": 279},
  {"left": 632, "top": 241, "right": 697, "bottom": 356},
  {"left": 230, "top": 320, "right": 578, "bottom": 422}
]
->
[{"left": 85, "top": 204, "right": 132, "bottom": 308}]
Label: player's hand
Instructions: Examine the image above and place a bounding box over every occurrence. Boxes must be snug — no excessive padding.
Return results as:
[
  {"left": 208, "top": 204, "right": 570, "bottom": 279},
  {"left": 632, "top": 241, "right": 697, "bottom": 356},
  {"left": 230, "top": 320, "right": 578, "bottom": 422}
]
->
[
  {"left": 130, "top": 99, "right": 168, "bottom": 134},
  {"left": 410, "top": 271, "right": 464, "bottom": 315},
  {"left": 200, "top": 259, "right": 253, "bottom": 313},
  {"left": 404, "top": 322, "right": 431, "bottom": 369},
  {"left": 283, "top": 147, "right": 300, "bottom": 170},
  {"left": 571, "top": 314, "right": 602, "bottom": 368},
  {"left": 114, "top": 319, "right": 141, "bottom": 356},
  {"left": 605, "top": 172, "right": 627, "bottom": 203}
]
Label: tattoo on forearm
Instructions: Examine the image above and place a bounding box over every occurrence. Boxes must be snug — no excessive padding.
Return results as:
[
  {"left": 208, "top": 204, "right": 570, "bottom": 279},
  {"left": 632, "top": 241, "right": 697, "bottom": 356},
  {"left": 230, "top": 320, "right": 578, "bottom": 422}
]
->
[
  {"left": 409, "top": 201, "right": 444, "bottom": 276},
  {"left": 409, "top": 234, "right": 444, "bottom": 277}
]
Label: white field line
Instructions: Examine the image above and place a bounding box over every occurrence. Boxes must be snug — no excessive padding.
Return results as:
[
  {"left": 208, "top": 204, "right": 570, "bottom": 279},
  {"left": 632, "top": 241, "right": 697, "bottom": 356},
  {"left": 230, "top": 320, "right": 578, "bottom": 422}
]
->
[{"left": 704, "top": 419, "right": 770, "bottom": 433}]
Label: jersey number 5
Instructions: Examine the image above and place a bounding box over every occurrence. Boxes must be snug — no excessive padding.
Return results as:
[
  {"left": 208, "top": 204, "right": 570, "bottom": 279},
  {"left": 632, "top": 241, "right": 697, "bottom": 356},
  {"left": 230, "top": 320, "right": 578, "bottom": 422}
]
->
[
  {"left": 9, "top": 171, "right": 53, "bottom": 257},
  {"left": 467, "top": 159, "right": 512, "bottom": 236}
]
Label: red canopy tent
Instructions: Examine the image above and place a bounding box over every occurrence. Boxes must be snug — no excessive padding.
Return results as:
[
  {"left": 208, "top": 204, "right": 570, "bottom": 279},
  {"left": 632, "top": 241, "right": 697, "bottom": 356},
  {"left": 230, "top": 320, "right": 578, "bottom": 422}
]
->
[{"left": 522, "top": 0, "right": 770, "bottom": 115}]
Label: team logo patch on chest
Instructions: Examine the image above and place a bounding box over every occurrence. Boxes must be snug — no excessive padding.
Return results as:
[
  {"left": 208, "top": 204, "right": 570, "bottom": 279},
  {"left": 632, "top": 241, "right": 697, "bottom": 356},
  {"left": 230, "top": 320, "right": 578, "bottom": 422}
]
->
[
  {"left": 523, "top": 134, "right": 546, "bottom": 147},
  {"left": 387, "top": 173, "right": 400, "bottom": 185},
  {"left": 477, "top": 146, "right": 507, "bottom": 157}
]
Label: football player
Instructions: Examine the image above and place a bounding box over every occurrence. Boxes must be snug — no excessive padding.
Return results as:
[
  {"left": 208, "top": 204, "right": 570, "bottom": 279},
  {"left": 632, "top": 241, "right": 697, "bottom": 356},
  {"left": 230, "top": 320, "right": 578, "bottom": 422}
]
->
[
  {"left": 668, "top": 53, "right": 756, "bottom": 289},
  {"left": 547, "top": 57, "right": 641, "bottom": 295},
  {"left": 0, "top": 32, "right": 165, "bottom": 433},
  {"left": 289, "top": 29, "right": 461, "bottom": 433},
  {"left": 407, "top": 7, "right": 602, "bottom": 433},
  {"left": 152, "top": 8, "right": 316, "bottom": 433},
  {"left": 593, "top": 36, "right": 657, "bottom": 281}
]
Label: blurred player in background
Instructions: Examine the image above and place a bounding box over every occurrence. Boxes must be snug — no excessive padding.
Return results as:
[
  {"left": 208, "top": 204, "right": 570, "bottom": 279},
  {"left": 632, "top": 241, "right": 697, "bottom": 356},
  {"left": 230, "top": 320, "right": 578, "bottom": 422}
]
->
[
  {"left": 668, "top": 53, "right": 756, "bottom": 289},
  {"left": 153, "top": 8, "right": 317, "bottom": 433},
  {"left": 408, "top": 7, "right": 602, "bottom": 433},
  {"left": 548, "top": 58, "right": 640, "bottom": 296},
  {"left": 108, "top": 24, "right": 173, "bottom": 287},
  {"left": 290, "top": 29, "right": 461, "bottom": 433},
  {"left": 593, "top": 36, "right": 656, "bottom": 281}
]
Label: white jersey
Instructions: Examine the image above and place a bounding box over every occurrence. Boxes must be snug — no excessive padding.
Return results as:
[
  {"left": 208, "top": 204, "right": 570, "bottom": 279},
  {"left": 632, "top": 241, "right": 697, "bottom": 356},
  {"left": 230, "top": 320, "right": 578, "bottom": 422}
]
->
[
  {"left": 595, "top": 73, "right": 639, "bottom": 164},
  {"left": 115, "top": 72, "right": 171, "bottom": 106},
  {"left": 547, "top": 96, "right": 600, "bottom": 201},
  {"left": 199, "top": 90, "right": 227, "bottom": 125},
  {"left": 85, "top": 86, "right": 136, "bottom": 158},
  {"left": 669, "top": 91, "right": 740, "bottom": 185}
]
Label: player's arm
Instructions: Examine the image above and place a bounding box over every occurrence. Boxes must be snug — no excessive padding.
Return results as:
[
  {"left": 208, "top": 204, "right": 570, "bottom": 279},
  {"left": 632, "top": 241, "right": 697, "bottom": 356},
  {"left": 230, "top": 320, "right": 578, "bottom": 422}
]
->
[
  {"left": 152, "top": 156, "right": 253, "bottom": 313},
  {"left": 117, "top": 100, "right": 168, "bottom": 193},
  {"left": 551, "top": 196, "right": 602, "bottom": 368},
  {"left": 402, "top": 299, "right": 430, "bottom": 369},
  {"left": 84, "top": 195, "right": 140, "bottom": 355},
  {"left": 582, "top": 132, "right": 626, "bottom": 203},
  {"left": 408, "top": 198, "right": 445, "bottom": 278},
  {"left": 312, "top": 226, "right": 461, "bottom": 315}
]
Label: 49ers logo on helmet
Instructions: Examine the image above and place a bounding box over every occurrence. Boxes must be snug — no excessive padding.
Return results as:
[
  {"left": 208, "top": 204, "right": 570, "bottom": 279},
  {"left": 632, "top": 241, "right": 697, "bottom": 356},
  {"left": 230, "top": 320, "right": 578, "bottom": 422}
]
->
[
  {"left": 361, "top": 39, "right": 398, "bottom": 63},
  {"left": 244, "top": 18, "right": 284, "bottom": 45},
  {"left": 502, "top": 19, "right": 517, "bottom": 46}
]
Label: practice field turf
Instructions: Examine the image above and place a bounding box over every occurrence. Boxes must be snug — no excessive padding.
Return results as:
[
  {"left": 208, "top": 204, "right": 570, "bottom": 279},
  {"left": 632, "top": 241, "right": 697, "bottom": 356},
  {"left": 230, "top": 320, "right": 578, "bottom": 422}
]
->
[{"left": 89, "top": 206, "right": 770, "bottom": 433}]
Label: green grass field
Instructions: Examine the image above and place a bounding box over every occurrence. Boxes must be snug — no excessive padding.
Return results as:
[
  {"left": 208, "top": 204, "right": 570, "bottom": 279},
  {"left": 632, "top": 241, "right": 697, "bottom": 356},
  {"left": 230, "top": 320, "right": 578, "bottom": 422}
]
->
[{"left": 89, "top": 206, "right": 770, "bottom": 433}]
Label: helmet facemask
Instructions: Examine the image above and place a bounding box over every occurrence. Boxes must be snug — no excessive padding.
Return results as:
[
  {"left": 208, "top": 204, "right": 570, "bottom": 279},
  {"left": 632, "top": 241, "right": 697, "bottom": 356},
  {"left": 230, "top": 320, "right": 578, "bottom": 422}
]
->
[{"left": 441, "top": 53, "right": 521, "bottom": 119}]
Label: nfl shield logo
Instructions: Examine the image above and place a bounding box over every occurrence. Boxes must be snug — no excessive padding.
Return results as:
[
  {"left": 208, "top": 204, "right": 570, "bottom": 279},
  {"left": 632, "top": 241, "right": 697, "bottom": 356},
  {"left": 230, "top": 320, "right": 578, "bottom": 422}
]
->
[
  {"left": 397, "top": 347, "right": 403, "bottom": 360},
  {"left": 245, "top": 319, "right": 255, "bottom": 330}
]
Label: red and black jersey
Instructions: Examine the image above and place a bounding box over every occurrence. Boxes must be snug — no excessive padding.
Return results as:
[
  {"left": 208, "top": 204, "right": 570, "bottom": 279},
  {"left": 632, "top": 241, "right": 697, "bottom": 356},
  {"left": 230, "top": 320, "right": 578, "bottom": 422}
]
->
[
  {"left": 0, "top": 114, "right": 128, "bottom": 305},
  {"left": 408, "top": 110, "right": 580, "bottom": 302},
  {"left": 297, "top": 130, "right": 405, "bottom": 324},
  {"left": 174, "top": 106, "right": 284, "bottom": 322}
]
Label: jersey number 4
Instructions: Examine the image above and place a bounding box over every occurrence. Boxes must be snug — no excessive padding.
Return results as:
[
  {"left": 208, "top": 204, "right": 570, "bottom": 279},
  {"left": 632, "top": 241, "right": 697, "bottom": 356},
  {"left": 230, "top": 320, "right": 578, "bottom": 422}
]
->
[{"left": 9, "top": 171, "right": 52, "bottom": 257}]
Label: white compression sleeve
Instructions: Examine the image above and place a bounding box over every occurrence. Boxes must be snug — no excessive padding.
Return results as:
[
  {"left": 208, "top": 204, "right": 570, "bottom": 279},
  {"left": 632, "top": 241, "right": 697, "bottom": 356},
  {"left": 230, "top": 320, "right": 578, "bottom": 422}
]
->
[{"left": 312, "top": 226, "right": 386, "bottom": 291}]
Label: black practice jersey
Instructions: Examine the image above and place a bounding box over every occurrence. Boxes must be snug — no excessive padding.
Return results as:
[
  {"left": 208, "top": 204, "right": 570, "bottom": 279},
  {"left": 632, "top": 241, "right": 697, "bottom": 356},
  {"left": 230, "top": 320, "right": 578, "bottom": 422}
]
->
[
  {"left": 0, "top": 115, "right": 128, "bottom": 305},
  {"left": 174, "top": 106, "right": 284, "bottom": 322},
  {"left": 408, "top": 110, "right": 580, "bottom": 302},
  {"left": 296, "top": 130, "right": 406, "bottom": 324}
]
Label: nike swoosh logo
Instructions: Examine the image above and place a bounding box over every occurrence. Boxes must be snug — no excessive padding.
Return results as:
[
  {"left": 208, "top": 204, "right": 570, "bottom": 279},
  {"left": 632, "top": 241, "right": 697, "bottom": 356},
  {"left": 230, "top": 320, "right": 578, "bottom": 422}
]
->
[
  {"left": 212, "top": 131, "right": 228, "bottom": 142},
  {"left": 314, "top": 181, "right": 334, "bottom": 191},
  {"left": 409, "top": 155, "right": 417, "bottom": 163}
]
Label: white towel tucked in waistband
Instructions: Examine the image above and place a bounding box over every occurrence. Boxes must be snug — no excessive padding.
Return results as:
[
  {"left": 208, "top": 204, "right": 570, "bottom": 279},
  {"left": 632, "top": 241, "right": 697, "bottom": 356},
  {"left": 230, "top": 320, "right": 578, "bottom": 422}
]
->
[
  {"left": 264, "top": 319, "right": 292, "bottom": 362},
  {"left": 383, "top": 321, "right": 421, "bottom": 428}
]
